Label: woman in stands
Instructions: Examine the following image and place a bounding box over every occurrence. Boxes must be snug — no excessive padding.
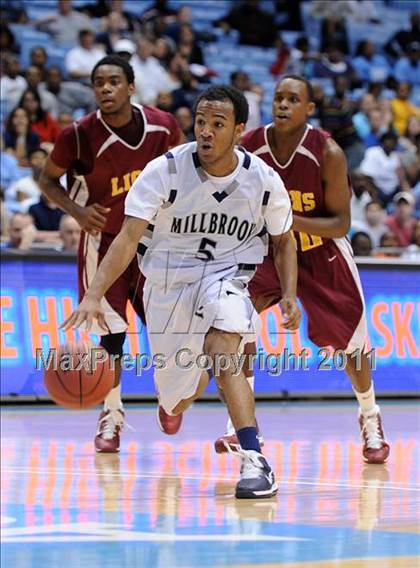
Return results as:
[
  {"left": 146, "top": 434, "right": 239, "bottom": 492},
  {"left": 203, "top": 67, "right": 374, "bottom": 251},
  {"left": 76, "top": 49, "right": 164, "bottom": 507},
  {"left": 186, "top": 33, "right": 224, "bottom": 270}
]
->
[
  {"left": 18, "top": 87, "right": 60, "bottom": 144},
  {"left": 3, "top": 107, "right": 40, "bottom": 166}
]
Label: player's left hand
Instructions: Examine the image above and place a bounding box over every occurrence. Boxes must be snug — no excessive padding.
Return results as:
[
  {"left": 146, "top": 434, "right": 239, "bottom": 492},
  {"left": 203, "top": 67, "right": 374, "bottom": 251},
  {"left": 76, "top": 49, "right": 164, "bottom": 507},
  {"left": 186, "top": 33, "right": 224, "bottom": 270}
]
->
[
  {"left": 60, "top": 295, "right": 108, "bottom": 333},
  {"left": 279, "top": 297, "right": 301, "bottom": 330}
]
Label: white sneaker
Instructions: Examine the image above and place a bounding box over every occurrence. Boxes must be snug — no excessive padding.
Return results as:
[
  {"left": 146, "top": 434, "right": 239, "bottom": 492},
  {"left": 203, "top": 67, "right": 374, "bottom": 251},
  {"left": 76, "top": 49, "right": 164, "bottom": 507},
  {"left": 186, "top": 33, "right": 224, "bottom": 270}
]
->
[{"left": 235, "top": 449, "right": 278, "bottom": 499}]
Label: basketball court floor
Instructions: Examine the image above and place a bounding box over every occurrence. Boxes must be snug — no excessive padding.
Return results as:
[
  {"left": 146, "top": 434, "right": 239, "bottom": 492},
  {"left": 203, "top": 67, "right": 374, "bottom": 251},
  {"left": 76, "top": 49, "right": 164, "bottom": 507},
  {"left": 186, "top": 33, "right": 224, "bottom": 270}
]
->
[{"left": 1, "top": 401, "right": 419, "bottom": 567}]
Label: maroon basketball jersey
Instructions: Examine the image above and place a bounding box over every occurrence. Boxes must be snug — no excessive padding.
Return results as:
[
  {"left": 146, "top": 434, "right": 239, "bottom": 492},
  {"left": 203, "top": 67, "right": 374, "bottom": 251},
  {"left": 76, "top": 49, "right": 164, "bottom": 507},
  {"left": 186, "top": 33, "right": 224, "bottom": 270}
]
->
[
  {"left": 242, "top": 124, "right": 335, "bottom": 253},
  {"left": 51, "top": 104, "right": 180, "bottom": 234}
]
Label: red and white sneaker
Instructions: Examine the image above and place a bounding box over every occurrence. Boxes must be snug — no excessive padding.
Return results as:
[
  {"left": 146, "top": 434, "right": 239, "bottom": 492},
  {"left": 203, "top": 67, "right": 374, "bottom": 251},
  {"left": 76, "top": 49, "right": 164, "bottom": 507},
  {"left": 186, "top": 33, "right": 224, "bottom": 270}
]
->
[
  {"left": 94, "top": 409, "right": 125, "bottom": 453},
  {"left": 156, "top": 405, "right": 182, "bottom": 435},
  {"left": 359, "top": 405, "right": 390, "bottom": 464},
  {"left": 214, "top": 418, "right": 264, "bottom": 454}
]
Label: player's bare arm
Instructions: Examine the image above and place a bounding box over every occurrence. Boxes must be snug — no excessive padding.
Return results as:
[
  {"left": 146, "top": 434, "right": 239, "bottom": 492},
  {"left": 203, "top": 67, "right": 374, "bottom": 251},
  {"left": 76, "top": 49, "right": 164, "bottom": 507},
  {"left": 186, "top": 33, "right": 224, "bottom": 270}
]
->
[
  {"left": 271, "top": 230, "right": 301, "bottom": 330},
  {"left": 39, "top": 157, "right": 110, "bottom": 234},
  {"left": 61, "top": 215, "right": 149, "bottom": 331},
  {"left": 292, "top": 138, "right": 350, "bottom": 238}
]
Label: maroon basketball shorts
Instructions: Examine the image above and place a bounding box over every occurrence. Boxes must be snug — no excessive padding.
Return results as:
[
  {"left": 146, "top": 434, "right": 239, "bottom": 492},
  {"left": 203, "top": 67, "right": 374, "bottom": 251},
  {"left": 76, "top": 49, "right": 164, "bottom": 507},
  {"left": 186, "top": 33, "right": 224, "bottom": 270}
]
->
[
  {"left": 78, "top": 231, "right": 146, "bottom": 335},
  {"left": 249, "top": 238, "right": 368, "bottom": 352}
]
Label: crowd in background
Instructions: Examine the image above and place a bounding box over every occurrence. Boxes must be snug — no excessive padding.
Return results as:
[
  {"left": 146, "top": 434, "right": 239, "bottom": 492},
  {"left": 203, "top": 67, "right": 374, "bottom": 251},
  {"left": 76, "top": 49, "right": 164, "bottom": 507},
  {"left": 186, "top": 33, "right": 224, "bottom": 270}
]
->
[{"left": 0, "top": 0, "right": 419, "bottom": 257}]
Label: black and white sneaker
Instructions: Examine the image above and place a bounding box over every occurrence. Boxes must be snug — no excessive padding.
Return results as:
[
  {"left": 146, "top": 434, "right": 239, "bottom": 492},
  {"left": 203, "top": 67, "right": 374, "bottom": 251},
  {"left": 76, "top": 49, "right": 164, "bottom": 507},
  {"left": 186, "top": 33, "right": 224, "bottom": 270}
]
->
[{"left": 235, "top": 449, "right": 278, "bottom": 499}]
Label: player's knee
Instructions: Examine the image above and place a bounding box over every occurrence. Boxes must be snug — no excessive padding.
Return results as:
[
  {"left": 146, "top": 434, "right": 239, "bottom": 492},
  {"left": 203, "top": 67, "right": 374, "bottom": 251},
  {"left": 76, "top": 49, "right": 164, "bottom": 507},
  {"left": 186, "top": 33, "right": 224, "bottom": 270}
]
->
[
  {"left": 100, "top": 332, "right": 126, "bottom": 358},
  {"left": 204, "top": 328, "right": 240, "bottom": 359}
]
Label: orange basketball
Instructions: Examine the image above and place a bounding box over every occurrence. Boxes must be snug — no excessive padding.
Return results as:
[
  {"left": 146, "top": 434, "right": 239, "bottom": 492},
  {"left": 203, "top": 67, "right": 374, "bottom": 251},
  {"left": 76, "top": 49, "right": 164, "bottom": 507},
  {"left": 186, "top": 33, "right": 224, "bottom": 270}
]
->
[{"left": 44, "top": 342, "right": 115, "bottom": 409}]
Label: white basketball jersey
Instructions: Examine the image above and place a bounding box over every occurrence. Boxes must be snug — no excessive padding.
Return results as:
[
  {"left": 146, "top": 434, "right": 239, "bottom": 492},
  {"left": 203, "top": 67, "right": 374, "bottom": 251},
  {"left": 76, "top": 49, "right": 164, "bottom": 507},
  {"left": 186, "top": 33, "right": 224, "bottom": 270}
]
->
[{"left": 125, "top": 142, "right": 292, "bottom": 285}]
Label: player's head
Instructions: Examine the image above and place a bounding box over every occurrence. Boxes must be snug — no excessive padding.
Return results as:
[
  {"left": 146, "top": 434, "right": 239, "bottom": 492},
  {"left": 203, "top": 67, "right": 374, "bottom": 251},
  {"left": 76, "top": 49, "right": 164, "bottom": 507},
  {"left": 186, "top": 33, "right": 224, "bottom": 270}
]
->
[
  {"left": 194, "top": 85, "right": 248, "bottom": 167},
  {"left": 91, "top": 56, "right": 135, "bottom": 115},
  {"left": 272, "top": 75, "right": 315, "bottom": 133}
]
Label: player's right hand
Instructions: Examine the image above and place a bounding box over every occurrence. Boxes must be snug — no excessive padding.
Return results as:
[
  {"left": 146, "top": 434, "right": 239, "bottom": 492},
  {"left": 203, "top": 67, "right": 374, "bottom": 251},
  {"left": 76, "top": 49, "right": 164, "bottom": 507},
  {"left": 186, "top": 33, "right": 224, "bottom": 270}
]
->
[
  {"left": 60, "top": 295, "right": 108, "bottom": 332},
  {"left": 75, "top": 203, "right": 111, "bottom": 234}
]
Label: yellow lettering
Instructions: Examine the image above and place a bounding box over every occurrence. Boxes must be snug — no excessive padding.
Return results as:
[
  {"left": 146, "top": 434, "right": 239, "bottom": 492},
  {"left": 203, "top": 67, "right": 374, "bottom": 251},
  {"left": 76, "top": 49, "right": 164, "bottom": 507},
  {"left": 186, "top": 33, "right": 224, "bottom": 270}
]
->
[
  {"left": 111, "top": 176, "right": 124, "bottom": 197},
  {"left": 302, "top": 192, "right": 315, "bottom": 212},
  {"left": 289, "top": 190, "right": 303, "bottom": 212},
  {"left": 111, "top": 170, "right": 143, "bottom": 197},
  {"left": 123, "top": 173, "right": 131, "bottom": 191},
  {"left": 299, "top": 232, "right": 323, "bottom": 252}
]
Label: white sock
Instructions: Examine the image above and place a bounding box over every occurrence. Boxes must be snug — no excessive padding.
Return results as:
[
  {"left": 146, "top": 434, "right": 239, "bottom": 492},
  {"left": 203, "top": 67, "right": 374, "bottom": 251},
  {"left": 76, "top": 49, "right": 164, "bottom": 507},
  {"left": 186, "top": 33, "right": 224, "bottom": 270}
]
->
[
  {"left": 353, "top": 382, "right": 377, "bottom": 417},
  {"left": 225, "top": 376, "right": 255, "bottom": 435},
  {"left": 104, "top": 383, "right": 123, "bottom": 411}
]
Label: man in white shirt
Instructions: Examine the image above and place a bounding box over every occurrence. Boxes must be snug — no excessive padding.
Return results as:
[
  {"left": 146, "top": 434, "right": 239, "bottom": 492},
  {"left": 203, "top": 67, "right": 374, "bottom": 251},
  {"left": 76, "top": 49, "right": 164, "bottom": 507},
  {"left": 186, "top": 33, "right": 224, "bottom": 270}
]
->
[
  {"left": 36, "top": 0, "right": 93, "bottom": 45},
  {"left": 65, "top": 30, "right": 105, "bottom": 83},
  {"left": 6, "top": 148, "right": 48, "bottom": 213},
  {"left": 130, "top": 37, "right": 174, "bottom": 105},
  {"left": 359, "top": 131, "right": 410, "bottom": 205},
  {"left": 62, "top": 86, "right": 301, "bottom": 500},
  {"left": 0, "top": 55, "right": 27, "bottom": 109}
]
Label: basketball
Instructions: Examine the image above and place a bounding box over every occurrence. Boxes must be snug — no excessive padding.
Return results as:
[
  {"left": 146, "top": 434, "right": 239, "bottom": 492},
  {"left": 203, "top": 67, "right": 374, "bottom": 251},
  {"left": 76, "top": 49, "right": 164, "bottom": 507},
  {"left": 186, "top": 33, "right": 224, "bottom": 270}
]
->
[{"left": 44, "top": 342, "right": 114, "bottom": 409}]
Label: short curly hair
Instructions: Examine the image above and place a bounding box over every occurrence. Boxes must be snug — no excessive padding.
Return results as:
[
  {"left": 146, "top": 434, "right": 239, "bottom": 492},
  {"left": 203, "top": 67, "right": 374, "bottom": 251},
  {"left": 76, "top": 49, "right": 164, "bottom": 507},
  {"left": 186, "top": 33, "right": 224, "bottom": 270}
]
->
[{"left": 194, "top": 85, "right": 249, "bottom": 124}]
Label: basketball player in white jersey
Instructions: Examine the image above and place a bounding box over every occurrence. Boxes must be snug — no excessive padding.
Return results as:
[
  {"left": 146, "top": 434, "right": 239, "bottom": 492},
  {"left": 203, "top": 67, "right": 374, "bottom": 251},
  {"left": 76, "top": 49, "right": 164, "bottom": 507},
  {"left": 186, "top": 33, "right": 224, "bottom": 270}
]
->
[{"left": 62, "top": 85, "right": 301, "bottom": 499}]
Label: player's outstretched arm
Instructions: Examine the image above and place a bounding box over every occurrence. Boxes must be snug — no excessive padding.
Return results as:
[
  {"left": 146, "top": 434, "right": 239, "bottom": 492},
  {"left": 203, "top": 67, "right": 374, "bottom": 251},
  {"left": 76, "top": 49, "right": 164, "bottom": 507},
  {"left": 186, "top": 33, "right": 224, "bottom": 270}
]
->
[
  {"left": 292, "top": 138, "right": 351, "bottom": 239},
  {"left": 39, "top": 157, "right": 110, "bottom": 235},
  {"left": 61, "top": 216, "right": 149, "bottom": 331},
  {"left": 271, "top": 230, "right": 301, "bottom": 331}
]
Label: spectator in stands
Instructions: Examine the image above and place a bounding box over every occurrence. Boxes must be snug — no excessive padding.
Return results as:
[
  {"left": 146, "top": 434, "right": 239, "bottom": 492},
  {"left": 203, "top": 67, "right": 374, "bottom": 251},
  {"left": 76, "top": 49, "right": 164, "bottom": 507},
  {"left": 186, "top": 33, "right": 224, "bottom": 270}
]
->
[
  {"left": 274, "top": 0, "right": 303, "bottom": 31},
  {"left": 376, "top": 231, "right": 400, "bottom": 257},
  {"left": 175, "top": 106, "right": 194, "bottom": 142},
  {"left": 350, "top": 170, "right": 378, "bottom": 224},
  {"left": 0, "top": 55, "right": 27, "bottom": 109},
  {"left": 23, "top": 66, "right": 58, "bottom": 118},
  {"left": 36, "top": 0, "right": 93, "bottom": 45},
  {"left": 214, "top": 0, "right": 277, "bottom": 48},
  {"left": 18, "top": 88, "right": 60, "bottom": 144},
  {"left": 0, "top": 137, "right": 20, "bottom": 194},
  {"left": 320, "top": 76, "right": 365, "bottom": 171},
  {"left": 363, "top": 109, "right": 389, "bottom": 148},
  {"left": 230, "top": 71, "right": 261, "bottom": 131},
  {"left": 359, "top": 130, "right": 410, "bottom": 205},
  {"left": 3, "top": 213, "right": 36, "bottom": 250},
  {"left": 171, "top": 69, "right": 201, "bottom": 112},
  {"left": 386, "top": 192, "right": 417, "bottom": 247},
  {"left": 3, "top": 107, "right": 40, "bottom": 167},
  {"left": 41, "top": 66, "right": 96, "bottom": 117},
  {"left": 352, "top": 200, "right": 388, "bottom": 248},
  {"left": 59, "top": 214, "right": 81, "bottom": 252},
  {"left": 140, "top": 0, "right": 177, "bottom": 29},
  {"left": 156, "top": 91, "right": 175, "bottom": 113},
  {"left": 312, "top": 44, "right": 355, "bottom": 82},
  {"left": 390, "top": 82, "right": 420, "bottom": 136},
  {"left": 177, "top": 24, "right": 204, "bottom": 65},
  {"left": 106, "top": 0, "right": 140, "bottom": 33},
  {"left": 154, "top": 37, "right": 176, "bottom": 69},
  {"left": 399, "top": 117, "right": 420, "bottom": 186},
  {"left": 29, "top": 46, "right": 48, "bottom": 79},
  {"left": 352, "top": 93, "right": 377, "bottom": 140},
  {"left": 385, "top": 11, "right": 420, "bottom": 59},
  {"left": 0, "top": 23, "right": 19, "bottom": 55},
  {"left": 311, "top": 1, "right": 351, "bottom": 54},
  {"left": 284, "top": 36, "right": 315, "bottom": 76},
  {"left": 269, "top": 36, "right": 291, "bottom": 77},
  {"left": 113, "top": 38, "right": 136, "bottom": 62},
  {"left": 352, "top": 40, "right": 391, "bottom": 85},
  {"left": 0, "top": 187, "right": 10, "bottom": 239},
  {"left": 394, "top": 41, "right": 420, "bottom": 87},
  {"left": 6, "top": 148, "right": 47, "bottom": 213},
  {"left": 57, "top": 112, "right": 74, "bottom": 129},
  {"left": 131, "top": 37, "right": 174, "bottom": 106},
  {"left": 65, "top": 29, "right": 106, "bottom": 84},
  {"left": 351, "top": 231, "right": 372, "bottom": 256},
  {"left": 96, "top": 10, "right": 129, "bottom": 54},
  {"left": 165, "top": 6, "right": 194, "bottom": 43},
  {"left": 28, "top": 194, "right": 65, "bottom": 232}
]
